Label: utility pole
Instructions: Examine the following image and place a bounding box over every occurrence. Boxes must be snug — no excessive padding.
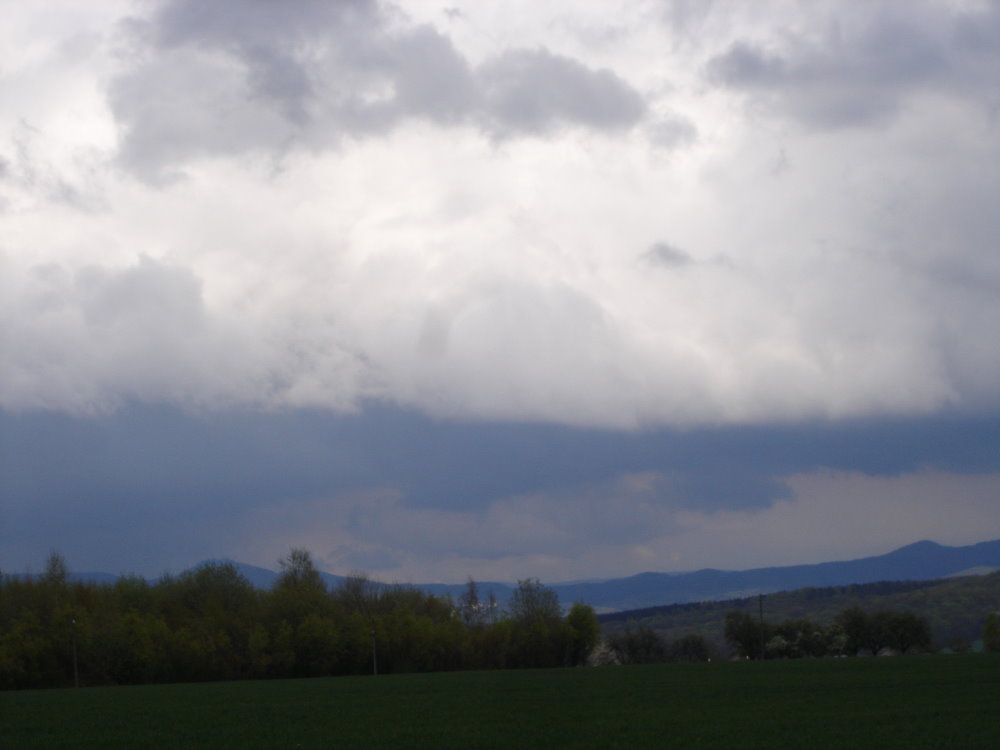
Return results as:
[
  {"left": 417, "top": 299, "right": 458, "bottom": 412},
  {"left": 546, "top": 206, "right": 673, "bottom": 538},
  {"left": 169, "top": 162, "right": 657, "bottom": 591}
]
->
[{"left": 758, "top": 594, "right": 766, "bottom": 660}]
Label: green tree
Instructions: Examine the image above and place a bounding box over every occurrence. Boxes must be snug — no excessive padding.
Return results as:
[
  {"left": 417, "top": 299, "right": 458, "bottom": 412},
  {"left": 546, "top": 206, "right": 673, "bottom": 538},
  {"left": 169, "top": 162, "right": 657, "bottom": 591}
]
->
[
  {"left": 668, "top": 633, "right": 711, "bottom": 663},
  {"left": 163, "top": 561, "right": 258, "bottom": 679},
  {"left": 474, "top": 618, "right": 512, "bottom": 669},
  {"left": 506, "top": 579, "right": 567, "bottom": 668},
  {"left": 566, "top": 602, "right": 600, "bottom": 666},
  {"left": 294, "top": 613, "right": 341, "bottom": 677},
  {"left": 864, "top": 611, "right": 896, "bottom": 656},
  {"left": 334, "top": 572, "right": 381, "bottom": 675},
  {"left": 882, "top": 611, "right": 931, "bottom": 654},
  {"left": 771, "top": 619, "right": 828, "bottom": 658},
  {"left": 270, "top": 549, "right": 330, "bottom": 628},
  {"left": 0, "top": 611, "right": 57, "bottom": 689},
  {"left": 607, "top": 625, "right": 666, "bottom": 664},
  {"left": 724, "top": 610, "right": 767, "bottom": 659},
  {"left": 833, "top": 608, "right": 930, "bottom": 656},
  {"left": 835, "top": 606, "right": 869, "bottom": 656}
]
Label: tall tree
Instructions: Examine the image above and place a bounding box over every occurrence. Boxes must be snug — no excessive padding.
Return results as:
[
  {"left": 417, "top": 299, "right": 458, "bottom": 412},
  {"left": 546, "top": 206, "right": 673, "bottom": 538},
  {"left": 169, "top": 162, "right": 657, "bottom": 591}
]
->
[
  {"left": 506, "top": 579, "right": 566, "bottom": 668},
  {"left": 508, "top": 578, "right": 561, "bottom": 624},
  {"left": 566, "top": 602, "right": 600, "bottom": 666},
  {"left": 834, "top": 606, "right": 869, "bottom": 656},
  {"left": 724, "top": 610, "right": 766, "bottom": 659},
  {"left": 277, "top": 549, "right": 325, "bottom": 591},
  {"left": 883, "top": 611, "right": 931, "bottom": 654},
  {"left": 43, "top": 551, "right": 69, "bottom": 586}
]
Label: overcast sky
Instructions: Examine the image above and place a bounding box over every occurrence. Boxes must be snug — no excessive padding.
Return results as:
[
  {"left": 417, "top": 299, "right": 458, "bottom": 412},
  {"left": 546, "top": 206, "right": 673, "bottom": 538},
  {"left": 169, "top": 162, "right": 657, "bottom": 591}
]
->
[{"left": 3, "top": 0, "right": 999, "bottom": 583}]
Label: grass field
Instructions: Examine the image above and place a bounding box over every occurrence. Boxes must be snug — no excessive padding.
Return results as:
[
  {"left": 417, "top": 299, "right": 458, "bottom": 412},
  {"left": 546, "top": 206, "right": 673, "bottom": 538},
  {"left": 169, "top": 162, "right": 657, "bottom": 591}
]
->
[{"left": 3, "top": 655, "right": 998, "bottom": 749}]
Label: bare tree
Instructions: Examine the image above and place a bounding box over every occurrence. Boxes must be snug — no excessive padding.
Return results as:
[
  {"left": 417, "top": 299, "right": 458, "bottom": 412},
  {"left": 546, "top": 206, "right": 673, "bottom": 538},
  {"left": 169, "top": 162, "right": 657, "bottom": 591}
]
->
[{"left": 458, "top": 577, "right": 484, "bottom": 627}]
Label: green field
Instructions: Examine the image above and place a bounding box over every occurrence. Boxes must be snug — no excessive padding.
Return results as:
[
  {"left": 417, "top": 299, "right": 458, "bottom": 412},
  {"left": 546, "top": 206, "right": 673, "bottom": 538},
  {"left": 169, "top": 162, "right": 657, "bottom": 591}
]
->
[{"left": 3, "top": 655, "right": 998, "bottom": 749}]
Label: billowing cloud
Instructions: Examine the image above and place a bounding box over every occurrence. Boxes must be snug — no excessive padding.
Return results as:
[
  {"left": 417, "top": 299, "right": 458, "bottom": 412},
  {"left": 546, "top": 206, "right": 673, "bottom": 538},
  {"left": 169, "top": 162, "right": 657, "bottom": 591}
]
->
[
  {"left": 1, "top": 0, "right": 998, "bottom": 429},
  {"left": 108, "top": 0, "right": 646, "bottom": 180}
]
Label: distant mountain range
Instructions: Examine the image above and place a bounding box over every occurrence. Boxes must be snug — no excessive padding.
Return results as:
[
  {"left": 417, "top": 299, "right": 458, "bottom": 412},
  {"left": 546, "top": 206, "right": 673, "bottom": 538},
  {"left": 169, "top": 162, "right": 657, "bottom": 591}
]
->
[
  {"left": 66, "top": 539, "right": 1000, "bottom": 613},
  {"left": 552, "top": 539, "right": 1000, "bottom": 612}
]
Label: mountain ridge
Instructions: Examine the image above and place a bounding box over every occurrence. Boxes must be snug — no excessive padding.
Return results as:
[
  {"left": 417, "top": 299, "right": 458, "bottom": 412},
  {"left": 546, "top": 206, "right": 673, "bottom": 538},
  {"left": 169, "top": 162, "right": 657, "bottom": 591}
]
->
[{"left": 552, "top": 539, "right": 1000, "bottom": 611}]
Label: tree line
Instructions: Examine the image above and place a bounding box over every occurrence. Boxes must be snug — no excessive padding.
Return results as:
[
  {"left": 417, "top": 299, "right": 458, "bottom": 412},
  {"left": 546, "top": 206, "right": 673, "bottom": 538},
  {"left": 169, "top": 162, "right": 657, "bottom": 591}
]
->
[
  {"left": 723, "top": 606, "right": 933, "bottom": 659},
  {"left": 0, "top": 551, "right": 600, "bottom": 690},
  {"left": 605, "top": 606, "right": 937, "bottom": 664},
  {"left": 4, "top": 551, "right": 996, "bottom": 689},
  {"left": 604, "top": 627, "right": 713, "bottom": 664}
]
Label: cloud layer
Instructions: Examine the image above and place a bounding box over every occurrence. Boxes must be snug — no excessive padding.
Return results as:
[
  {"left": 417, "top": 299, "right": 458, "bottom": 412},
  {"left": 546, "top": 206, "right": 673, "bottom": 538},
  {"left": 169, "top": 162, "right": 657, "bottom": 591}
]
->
[{"left": 4, "top": 0, "right": 1000, "bottom": 428}]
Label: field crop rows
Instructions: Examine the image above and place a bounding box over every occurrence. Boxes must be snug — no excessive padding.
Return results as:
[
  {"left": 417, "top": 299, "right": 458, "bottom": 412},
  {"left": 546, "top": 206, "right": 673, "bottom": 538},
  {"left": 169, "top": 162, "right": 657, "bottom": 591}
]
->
[{"left": 3, "top": 654, "right": 998, "bottom": 749}]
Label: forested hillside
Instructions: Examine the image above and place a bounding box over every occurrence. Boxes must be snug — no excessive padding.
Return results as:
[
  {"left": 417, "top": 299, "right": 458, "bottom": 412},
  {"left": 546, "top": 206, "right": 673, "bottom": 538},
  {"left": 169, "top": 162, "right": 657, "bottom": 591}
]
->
[{"left": 599, "top": 572, "right": 1000, "bottom": 651}]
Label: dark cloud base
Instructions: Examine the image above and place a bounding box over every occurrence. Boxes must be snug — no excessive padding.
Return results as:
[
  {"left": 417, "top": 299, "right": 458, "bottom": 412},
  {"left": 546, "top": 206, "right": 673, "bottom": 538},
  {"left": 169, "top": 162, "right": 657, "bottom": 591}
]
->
[
  {"left": 4, "top": 400, "right": 998, "bottom": 516},
  {"left": 4, "top": 401, "right": 999, "bottom": 577}
]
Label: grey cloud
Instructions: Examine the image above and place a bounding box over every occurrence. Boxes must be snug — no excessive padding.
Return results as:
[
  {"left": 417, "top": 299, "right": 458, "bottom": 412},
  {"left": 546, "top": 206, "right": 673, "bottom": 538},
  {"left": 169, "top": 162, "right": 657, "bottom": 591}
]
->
[
  {"left": 243, "top": 46, "right": 316, "bottom": 125},
  {"left": 109, "top": 0, "right": 647, "bottom": 178},
  {"left": 477, "top": 48, "right": 646, "bottom": 137},
  {"left": 378, "top": 27, "right": 477, "bottom": 124},
  {"left": 108, "top": 52, "right": 300, "bottom": 183},
  {"left": 643, "top": 242, "right": 693, "bottom": 268},
  {"left": 646, "top": 115, "right": 697, "bottom": 150},
  {"left": 706, "top": 40, "right": 903, "bottom": 128},
  {"left": 149, "top": 0, "right": 379, "bottom": 126},
  {"left": 150, "top": 0, "right": 379, "bottom": 49},
  {"left": 705, "top": 2, "right": 1000, "bottom": 128},
  {"left": 955, "top": 4, "right": 1000, "bottom": 55},
  {"left": 707, "top": 41, "right": 784, "bottom": 88}
]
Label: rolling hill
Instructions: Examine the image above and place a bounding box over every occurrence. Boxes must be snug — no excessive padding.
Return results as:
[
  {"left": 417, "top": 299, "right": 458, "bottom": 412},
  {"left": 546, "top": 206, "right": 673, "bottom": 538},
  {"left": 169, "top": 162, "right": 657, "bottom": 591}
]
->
[{"left": 597, "top": 569, "right": 1000, "bottom": 650}]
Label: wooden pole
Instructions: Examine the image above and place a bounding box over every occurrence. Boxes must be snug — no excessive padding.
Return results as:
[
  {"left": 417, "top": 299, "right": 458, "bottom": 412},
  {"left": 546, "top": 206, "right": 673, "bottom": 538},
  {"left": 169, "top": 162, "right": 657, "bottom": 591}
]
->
[{"left": 758, "top": 594, "right": 765, "bottom": 660}]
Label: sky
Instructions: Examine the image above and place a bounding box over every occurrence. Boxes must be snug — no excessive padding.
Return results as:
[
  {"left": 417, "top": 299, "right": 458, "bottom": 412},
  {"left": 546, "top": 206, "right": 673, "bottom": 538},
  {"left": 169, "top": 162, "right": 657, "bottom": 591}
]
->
[{"left": 2, "top": 0, "right": 999, "bottom": 583}]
